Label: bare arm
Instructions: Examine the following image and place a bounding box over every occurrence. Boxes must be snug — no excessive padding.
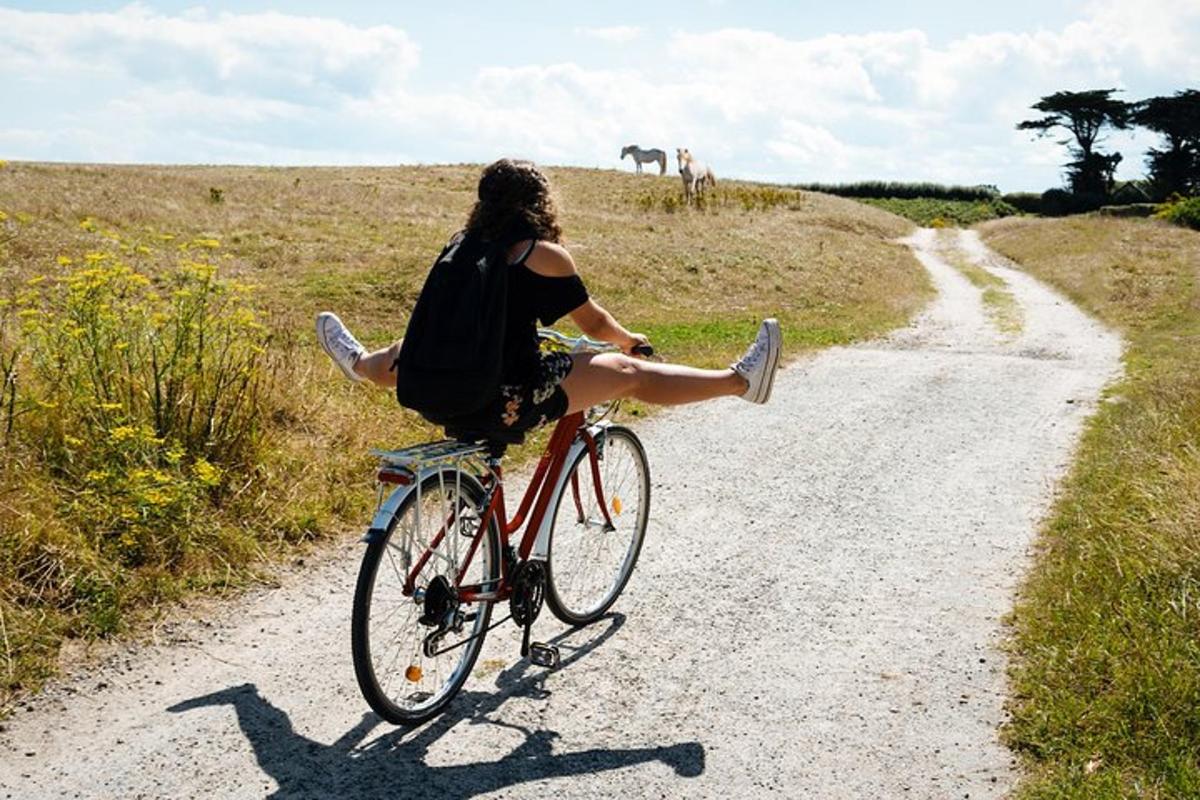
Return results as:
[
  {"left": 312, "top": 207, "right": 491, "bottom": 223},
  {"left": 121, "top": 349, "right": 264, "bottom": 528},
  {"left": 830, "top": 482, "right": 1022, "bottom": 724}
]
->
[{"left": 524, "top": 242, "right": 649, "bottom": 354}]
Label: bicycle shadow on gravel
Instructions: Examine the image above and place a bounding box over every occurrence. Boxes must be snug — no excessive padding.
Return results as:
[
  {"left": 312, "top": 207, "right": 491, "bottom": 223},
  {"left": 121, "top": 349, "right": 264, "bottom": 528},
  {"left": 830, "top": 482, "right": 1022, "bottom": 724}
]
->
[{"left": 168, "top": 613, "right": 705, "bottom": 799}]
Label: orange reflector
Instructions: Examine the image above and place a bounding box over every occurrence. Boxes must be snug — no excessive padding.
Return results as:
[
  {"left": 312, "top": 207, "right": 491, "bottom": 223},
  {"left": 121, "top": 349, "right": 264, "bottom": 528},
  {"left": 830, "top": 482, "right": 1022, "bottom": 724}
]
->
[
  {"left": 612, "top": 496, "right": 623, "bottom": 515},
  {"left": 405, "top": 665, "right": 423, "bottom": 682}
]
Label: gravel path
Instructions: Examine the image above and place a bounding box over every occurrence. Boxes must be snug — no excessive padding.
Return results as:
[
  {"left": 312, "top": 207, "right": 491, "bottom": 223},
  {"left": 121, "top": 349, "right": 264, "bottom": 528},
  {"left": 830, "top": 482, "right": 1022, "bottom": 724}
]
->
[{"left": 0, "top": 229, "right": 1122, "bottom": 799}]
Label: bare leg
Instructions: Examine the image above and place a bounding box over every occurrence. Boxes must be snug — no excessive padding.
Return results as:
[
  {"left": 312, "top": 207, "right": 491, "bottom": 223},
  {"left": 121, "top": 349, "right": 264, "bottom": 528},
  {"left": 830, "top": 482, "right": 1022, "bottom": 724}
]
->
[
  {"left": 559, "top": 353, "right": 746, "bottom": 415},
  {"left": 354, "top": 341, "right": 401, "bottom": 389}
]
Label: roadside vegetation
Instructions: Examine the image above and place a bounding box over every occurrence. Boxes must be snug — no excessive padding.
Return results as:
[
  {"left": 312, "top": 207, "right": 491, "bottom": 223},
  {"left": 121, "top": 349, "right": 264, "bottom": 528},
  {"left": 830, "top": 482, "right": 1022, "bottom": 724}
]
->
[
  {"left": 980, "top": 215, "right": 1200, "bottom": 798},
  {"left": 0, "top": 163, "right": 930, "bottom": 712},
  {"left": 859, "top": 196, "right": 1017, "bottom": 227},
  {"left": 1155, "top": 195, "right": 1200, "bottom": 230},
  {"left": 787, "top": 180, "right": 1020, "bottom": 227}
]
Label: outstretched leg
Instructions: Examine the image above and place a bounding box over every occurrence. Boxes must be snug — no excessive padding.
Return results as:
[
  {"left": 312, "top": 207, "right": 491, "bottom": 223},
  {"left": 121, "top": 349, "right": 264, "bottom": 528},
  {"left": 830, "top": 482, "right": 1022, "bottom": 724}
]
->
[
  {"left": 355, "top": 342, "right": 402, "bottom": 389},
  {"left": 561, "top": 353, "right": 744, "bottom": 414},
  {"left": 560, "top": 318, "right": 782, "bottom": 411},
  {"left": 316, "top": 312, "right": 400, "bottom": 390}
]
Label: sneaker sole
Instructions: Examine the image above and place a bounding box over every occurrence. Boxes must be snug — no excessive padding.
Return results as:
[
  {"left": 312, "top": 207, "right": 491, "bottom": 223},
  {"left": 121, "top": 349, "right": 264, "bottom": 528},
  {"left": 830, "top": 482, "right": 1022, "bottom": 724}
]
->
[
  {"left": 755, "top": 319, "right": 782, "bottom": 404},
  {"left": 316, "top": 314, "right": 364, "bottom": 383}
]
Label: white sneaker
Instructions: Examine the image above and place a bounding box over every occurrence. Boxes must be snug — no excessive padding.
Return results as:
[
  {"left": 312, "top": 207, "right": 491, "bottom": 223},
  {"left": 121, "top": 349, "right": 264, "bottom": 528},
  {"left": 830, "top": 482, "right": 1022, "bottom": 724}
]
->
[
  {"left": 316, "top": 312, "right": 366, "bottom": 383},
  {"left": 732, "top": 318, "right": 782, "bottom": 404}
]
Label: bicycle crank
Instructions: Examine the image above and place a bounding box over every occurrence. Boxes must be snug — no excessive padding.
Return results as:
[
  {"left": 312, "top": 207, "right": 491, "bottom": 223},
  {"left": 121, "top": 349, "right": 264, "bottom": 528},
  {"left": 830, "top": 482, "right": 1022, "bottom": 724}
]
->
[{"left": 509, "top": 560, "right": 546, "bottom": 657}]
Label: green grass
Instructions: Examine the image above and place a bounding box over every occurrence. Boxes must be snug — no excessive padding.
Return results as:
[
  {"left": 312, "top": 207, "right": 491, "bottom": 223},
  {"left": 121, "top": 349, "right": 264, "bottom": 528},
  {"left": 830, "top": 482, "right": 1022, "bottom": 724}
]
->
[
  {"left": 980, "top": 215, "right": 1200, "bottom": 798},
  {"left": 936, "top": 230, "right": 1023, "bottom": 335},
  {"left": 1155, "top": 196, "right": 1200, "bottom": 231},
  {"left": 0, "top": 162, "right": 931, "bottom": 712},
  {"left": 860, "top": 196, "right": 1018, "bottom": 227}
]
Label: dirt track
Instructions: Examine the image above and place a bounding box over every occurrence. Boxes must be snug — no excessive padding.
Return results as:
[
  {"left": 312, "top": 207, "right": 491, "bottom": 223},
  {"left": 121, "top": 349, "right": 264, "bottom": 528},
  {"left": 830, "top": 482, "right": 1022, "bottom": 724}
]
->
[{"left": 0, "top": 229, "right": 1121, "bottom": 799}]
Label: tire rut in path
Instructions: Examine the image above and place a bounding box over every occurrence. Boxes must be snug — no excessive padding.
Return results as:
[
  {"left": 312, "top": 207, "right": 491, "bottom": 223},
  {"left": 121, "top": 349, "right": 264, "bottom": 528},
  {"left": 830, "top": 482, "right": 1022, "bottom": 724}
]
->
[{"left": 0, "top": 229, "right": 1122, "bottom": 799}]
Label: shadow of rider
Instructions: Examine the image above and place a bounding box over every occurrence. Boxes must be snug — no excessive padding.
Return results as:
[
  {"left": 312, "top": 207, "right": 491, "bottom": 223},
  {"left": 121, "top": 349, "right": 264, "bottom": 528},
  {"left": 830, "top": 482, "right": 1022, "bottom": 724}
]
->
[{"left": 169, "top": 614, "right": 704, "bottom": 799}]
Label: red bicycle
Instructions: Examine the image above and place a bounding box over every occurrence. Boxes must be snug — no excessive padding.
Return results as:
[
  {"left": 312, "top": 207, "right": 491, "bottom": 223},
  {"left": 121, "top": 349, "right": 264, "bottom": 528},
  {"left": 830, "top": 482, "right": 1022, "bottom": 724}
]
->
[{"left": 351, "top": 330, "right": 652, "bottom": 725}]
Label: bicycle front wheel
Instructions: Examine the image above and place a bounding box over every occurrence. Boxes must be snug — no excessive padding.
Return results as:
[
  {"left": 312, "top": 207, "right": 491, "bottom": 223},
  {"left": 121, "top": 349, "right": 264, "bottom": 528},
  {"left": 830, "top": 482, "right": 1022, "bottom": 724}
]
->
[
  {"left": 351, "top": 468, "right": 499, "bottom": 725},
  {"left": 546, "top": 425, "right": 650, "bottom": 626}
]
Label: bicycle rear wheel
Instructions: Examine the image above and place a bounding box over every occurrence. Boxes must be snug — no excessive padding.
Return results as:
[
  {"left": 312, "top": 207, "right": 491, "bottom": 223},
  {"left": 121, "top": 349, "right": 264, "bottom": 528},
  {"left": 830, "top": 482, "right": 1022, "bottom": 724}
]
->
[
  {"left": 351, "top": 468, "right": 499, "bottom": 725},
  {"left": 546, "top": 425, "right": 650, "bottom": 626}
]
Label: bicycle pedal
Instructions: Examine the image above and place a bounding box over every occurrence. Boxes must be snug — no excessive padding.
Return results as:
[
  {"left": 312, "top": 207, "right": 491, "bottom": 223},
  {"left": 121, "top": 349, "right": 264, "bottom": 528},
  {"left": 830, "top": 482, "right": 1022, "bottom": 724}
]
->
[{"left": 528, "top": 642, "right": 560, "bottom": 668}]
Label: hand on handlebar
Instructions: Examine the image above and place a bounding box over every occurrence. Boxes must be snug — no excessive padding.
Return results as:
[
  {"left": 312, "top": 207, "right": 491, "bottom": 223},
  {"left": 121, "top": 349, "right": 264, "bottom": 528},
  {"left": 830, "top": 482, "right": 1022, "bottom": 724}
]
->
[{"left": 624, "top": 333, "right": 654, "bottom": 358}]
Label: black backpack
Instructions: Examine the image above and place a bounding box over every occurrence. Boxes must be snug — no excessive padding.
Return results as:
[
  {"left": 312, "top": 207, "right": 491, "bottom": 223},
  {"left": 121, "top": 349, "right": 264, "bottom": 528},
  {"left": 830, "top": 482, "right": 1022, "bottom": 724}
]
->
[{"left": 394, "top": 230, "right": 509, "bottom": 424}]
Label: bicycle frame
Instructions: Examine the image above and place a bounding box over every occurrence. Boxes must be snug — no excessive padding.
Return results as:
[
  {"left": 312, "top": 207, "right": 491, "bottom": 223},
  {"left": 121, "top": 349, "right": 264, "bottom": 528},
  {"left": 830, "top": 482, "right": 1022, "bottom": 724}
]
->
[{"left": 382, "top": 410, "right": 618, "bottom": 607}]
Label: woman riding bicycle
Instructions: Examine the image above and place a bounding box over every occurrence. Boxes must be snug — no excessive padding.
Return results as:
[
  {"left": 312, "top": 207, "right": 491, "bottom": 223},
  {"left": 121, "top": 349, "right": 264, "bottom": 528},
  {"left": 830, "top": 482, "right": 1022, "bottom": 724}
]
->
[{"left": 316, "top": 158, "right": 782, "bottom": 429}]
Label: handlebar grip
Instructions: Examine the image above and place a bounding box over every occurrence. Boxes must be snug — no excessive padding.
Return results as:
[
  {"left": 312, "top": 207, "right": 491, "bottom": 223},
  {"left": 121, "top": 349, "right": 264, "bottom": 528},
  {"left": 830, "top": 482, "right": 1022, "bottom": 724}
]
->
[{"left": 631, "top": 343, "right": 655, "bottom": 357}]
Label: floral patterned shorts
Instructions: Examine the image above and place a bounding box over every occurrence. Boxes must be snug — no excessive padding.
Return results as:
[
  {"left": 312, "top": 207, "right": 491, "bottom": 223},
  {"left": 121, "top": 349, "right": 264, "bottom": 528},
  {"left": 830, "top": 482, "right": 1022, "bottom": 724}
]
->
[{"left": 497, "top": 351, "right": 574, "bottom": 431}]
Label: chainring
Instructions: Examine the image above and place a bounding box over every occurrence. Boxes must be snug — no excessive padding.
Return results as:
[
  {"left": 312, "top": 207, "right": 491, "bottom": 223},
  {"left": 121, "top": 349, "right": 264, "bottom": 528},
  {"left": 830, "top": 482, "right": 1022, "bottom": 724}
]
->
[{"left": 508, "top": 560, "right": 546, "bottom": 627}]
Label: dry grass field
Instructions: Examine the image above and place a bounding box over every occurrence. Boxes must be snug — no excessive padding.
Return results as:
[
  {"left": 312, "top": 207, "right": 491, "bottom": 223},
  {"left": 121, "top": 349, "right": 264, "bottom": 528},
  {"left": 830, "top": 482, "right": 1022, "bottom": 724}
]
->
[
  {"left": 0, "top": 163, "right": 928, "bottom": 711},
  {"left": 981, "top": 216, "right": 1200, "bottom": 799}
]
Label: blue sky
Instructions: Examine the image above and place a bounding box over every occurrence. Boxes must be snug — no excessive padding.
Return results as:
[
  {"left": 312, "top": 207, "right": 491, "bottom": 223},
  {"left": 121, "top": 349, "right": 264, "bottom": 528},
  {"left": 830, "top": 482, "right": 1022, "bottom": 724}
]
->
[{"left": 3, "top": 1, "right": 1198, "bottom": 190}]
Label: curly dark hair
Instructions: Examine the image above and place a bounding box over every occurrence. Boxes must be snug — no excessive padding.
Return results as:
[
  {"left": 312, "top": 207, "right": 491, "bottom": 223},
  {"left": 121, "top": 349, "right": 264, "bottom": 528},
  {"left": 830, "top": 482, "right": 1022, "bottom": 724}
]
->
[{"left": 465, "top": 158, "right": 562, "bottom": 245}]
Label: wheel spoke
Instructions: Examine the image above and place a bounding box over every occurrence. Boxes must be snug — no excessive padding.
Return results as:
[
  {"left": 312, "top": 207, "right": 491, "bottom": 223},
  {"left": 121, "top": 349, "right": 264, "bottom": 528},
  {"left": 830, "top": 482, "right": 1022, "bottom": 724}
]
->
[
  {"left": 547, "top": 429, "right": 649, "bottom": 625},
  {"left": 352, "top": 469, "right": 498, "bottom": 724}
]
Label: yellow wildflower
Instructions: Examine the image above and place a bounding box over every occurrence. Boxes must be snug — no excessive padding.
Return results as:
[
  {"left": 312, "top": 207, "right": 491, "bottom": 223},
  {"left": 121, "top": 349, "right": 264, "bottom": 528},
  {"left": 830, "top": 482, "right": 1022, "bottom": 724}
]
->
[
  {"left": 57, "top": 255, "right": 74, "bottom": 266},
  {"left": 64, "top": 435, "right": 84, "bottom": 447},
  {"left": 84, "top": 252, "right": 108, "bottom": 264},
  {"left": 0, "top": 210, "right": 8, "bottom": 222},
  {"left": 85, "top": 469, "right": 109, "bottom": 483},
  {"left": 79, "top": 218, "right": 97, "bottom": 232},
  {"left": 25, "top": 275, "right": 45, "bottom": 285},
  {"left": 191, "top": 459, "right": 222, "bottom": 486},
  {"left": 98, "top": 401, "right": 122, "bottom": 411},
  {"left": 109, "top": 425, "right": 136, "bottom": 442},
  {"left": 139, "top": 487, "right": 170, "bottom": 506}
]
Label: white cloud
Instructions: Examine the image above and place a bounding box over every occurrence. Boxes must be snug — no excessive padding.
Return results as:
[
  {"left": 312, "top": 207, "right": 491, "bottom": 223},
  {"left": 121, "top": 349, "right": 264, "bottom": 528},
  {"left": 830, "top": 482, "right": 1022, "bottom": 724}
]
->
[
  {"left": 0, "top": 4, "right": 419, "bottom": 102},
  {"left": 575, "top": 25, "right": 643, "bottom": 44},
  {"left": 2, "top": 2, "right": 1198, "bottom": 189}
]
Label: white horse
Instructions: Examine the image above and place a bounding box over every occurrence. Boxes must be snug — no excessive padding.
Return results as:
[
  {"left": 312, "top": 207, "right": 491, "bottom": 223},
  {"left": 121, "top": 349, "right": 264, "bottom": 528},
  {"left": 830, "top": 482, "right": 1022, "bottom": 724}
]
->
[
  {"left": 621, "top": 144, "right": 667, "bottom": 175},
  {"left": 676, "top": 148, "right": 716, "bottom": 205}
]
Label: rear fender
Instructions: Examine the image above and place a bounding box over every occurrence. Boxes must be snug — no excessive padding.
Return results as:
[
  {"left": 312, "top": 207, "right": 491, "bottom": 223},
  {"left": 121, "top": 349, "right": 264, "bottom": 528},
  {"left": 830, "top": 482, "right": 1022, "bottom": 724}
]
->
[{"left": 361, "top": 465, "right": 460, "bottom": 544}]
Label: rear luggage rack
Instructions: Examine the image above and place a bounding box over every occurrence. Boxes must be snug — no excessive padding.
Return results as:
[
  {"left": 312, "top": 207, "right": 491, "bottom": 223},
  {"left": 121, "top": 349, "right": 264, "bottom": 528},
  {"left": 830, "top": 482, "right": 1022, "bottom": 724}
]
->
[{"left": 371, "top": 440, "right": 488, "bottom": 473}]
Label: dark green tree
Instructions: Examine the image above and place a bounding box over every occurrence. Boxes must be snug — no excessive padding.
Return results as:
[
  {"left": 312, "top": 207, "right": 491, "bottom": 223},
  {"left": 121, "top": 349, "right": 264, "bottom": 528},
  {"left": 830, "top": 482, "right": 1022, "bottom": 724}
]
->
[
  {"left": 1018, "top": 89, "right": 1131, "bottom": 200},
  {"left": 1132, "top": 89, "right": 1200, "bottom": 198}
]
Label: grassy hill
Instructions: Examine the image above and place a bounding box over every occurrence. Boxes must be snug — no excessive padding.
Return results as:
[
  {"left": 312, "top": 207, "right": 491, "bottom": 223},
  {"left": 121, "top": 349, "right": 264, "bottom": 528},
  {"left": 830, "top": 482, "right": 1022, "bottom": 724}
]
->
[
  {"left": 980, "top": 215, "right": 1200, "bottom": 798},
  {"left": 0, "top": 163, "right": 929, "bottom": 711}
]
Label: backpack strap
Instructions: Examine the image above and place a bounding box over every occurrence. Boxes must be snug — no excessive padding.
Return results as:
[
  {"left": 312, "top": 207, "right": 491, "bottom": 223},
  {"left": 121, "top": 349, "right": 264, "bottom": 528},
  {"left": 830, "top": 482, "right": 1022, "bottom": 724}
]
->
[{"left": 510, "top": 239, "right": 537, "bottom": 266}]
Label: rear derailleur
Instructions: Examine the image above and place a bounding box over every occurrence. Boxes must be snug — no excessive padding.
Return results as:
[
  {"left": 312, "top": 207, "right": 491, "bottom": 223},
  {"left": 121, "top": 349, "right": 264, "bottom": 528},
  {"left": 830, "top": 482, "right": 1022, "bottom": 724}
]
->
[{"left": 417, "top": 575, "right": 465, "bottom": 658}]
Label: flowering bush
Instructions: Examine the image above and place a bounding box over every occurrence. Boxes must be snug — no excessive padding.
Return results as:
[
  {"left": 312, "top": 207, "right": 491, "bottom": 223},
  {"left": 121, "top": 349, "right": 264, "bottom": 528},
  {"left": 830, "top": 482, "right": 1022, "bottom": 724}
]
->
[
  {"left": 1154, "top": 195, "right": 1200, "bottom": 231},
  {"left": 8, "top": 247, "right": 270, "bottom": 569}
]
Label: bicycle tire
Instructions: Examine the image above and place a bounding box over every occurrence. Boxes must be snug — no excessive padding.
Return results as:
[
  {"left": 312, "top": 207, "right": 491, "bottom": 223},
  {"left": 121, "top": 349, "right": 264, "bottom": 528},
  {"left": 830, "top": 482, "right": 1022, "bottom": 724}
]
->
[
  {"left": 351, "top": 468, "right": 499, "bottom": 725},
  {"left": 545, "top": 426, "right": 650, "bottom": 626}
]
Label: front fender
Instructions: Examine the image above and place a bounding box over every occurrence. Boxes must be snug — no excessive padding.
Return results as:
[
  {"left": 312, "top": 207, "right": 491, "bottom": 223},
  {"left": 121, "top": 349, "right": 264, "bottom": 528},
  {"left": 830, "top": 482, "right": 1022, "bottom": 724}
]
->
[{"left": 529, "top": 421, "right": 611, "bottom": 560}]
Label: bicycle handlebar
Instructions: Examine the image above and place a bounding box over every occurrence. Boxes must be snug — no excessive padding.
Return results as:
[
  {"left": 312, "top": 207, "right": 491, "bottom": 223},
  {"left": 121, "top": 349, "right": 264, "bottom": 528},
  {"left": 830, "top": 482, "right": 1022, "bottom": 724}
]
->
[{"left": 537, "top": 328, "right": 654, "bottom": 358}]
